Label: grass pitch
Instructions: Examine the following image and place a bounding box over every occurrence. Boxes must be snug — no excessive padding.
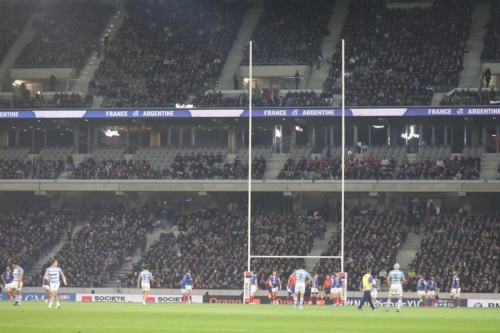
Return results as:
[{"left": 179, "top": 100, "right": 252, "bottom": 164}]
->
[{"left": 0, "top": 302, "right": 498, "bottom": 333}]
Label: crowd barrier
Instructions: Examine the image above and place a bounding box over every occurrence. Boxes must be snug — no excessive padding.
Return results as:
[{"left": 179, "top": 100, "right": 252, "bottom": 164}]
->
[
  {"left": 76, "top": 294, "right": 203, "bottom": 303},
  {"left": 0, "top": 292, "right": 75, "bottom": 301}
]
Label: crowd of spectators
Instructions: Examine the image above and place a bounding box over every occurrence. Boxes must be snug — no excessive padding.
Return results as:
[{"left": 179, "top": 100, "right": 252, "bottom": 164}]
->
[
  {"left": 38, "top": 202, "right": 151, "bottom": 287},
  {"left": 93, "top": 0, "right": 246, "bottom": 108},
  {"left": 397, "top": 155, "right": 481, "bottom": 180},
  {"left": 411, "top": 210, "right": 500, "bottom": 293},
  {"left": 440, "top": 88, "right": 500, "bottom": 106},
  {"left": 192, "top": 90, "right": 333, "bottom": 108},
  {"left": 242, "top": 0, "right": 333, "bottom": 65},
  {"left": 71, "top": 154, "right": 266, "bottom": 180},
  {"left": 14, "top": 1, "right": 112, "bottom": 70},
  {"left": 319, "top": 209, "right": 407, "bottom": 291},
  {"left": 0, "top": 158, "right": 66, "bottom": 179},
  {"left": 324, "top": 0, "right": 472, "bottom": 106},
  {"left": 0, "top": 2, "right": 31, "bottom": 63},
  {"left": 121, "top": 208, "right": 315, "bottom": 290},
  {"left": 481, "top": 0, "right": 500, "bottom": 60},
  {"left": 279, "top": 155, "right": 397, "bottom": 180},
  {"left": 0, "top": 206, "right": 76, "bottom": 275},
  {"left": 0, "top": 93, "right": 93, "bottom": 110}
]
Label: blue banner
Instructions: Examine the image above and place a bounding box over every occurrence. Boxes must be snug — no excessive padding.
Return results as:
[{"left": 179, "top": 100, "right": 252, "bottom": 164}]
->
[
  {"left": 1, "top": 107, "right": 500, "bottom": 118},
  {"left": 0, "top": 292, "right": 75, "bottom": 301}
]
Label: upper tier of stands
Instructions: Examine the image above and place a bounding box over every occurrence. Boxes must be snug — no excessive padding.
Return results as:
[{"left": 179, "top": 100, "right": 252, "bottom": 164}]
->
[
  {"left": 0, "top": 2, "right": 31, "bottom": 63},
  {"left": 94, "top": 0, "right": 246, "bottom": 108},
  {"left": 324, "top": 0, "right": 473, "bottom": 106},
  {"left": 13, "top": 1, "right": 113, "bottom": 70},
  {"left": 411, "top": 211, "right": 500, "bottom": 293},
  {"left": 440, "top": 88, "right": 500, "bottom": 106},
  {"left": 481, "top": 0, "right": 500, "bottom": 61},
  {"left": 241, "top": 0, "right": 334, "bottom": 65},
  {"left": 0, "top": 206, "right": 76, "bottom": 273}
]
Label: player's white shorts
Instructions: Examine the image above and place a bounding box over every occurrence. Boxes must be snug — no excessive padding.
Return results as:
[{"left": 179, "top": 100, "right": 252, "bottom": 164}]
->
[
  {"left": 43, "top": 284, "right": 50, "bottom": 290},
  {"left": 5, "top": 283, "right": 11, "bottom": 290},
  {"left": 251, "top": 285, "right": 257, "bottom": 294},
  {"left": 427, "top": 290, "right": 435, "bottom": 296},
  {"left": 418, "top": 290, "right": 426, "bottom": 298},
  {"left": 185, "top": 285, "right": 192, "bottom": 291},
  {"left": 450, "top": 288, "right": 460, "bottom": 297},
  {"left": 142, "top": 283, "right": 150, "bottom": 291},
  {"left": 50, "top": 283, "right": 60, "bottom": 291},
  {"left": 10, "top": 281, "right": 22, "bottom": 290},
  {"left": 295, "top": 283, "right": 305, "bottom": 294},
  {"left": 389, "top": 285, "right": 403, "bottom": 297},
  {"left": 181, "top": 288, "right": 186, "bottom": 294},
  {"left": 271, "top": 287, "right": 278, "bottom": 293},
  {"left": 311, "top": 287, "right": 318, "bottom": 293},
  {"left": 371, "top": 290, "right": 377, "bottom": 299}
]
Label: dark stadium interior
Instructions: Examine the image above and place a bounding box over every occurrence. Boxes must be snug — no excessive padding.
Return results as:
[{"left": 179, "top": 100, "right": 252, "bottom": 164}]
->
[{"left": 0, "top": 0, "right": 500, "bottom": 324}]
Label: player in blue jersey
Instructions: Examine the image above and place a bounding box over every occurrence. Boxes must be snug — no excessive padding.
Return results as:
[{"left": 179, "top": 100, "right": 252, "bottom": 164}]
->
[
  {"left": 333, "top": 272, "right": 344, "bottom": 306},
  {"left": 450, "top": 271, "right": 460, "bottom": 308},
  {"left": 183, "top": 269, "right": 193, "bottom": 303},
  {"left": 45, "top": 259, "right": 68, "bottom": 309},
  {"left": 137, "top": 264, "right": 154, "bottom": 306},
  {"left": 310, "top": 273, "right": 319, "bottom": 305},
  {"left": 417, "top": 274, "right": 428, "bottom": 307},
  {"left": 250, "top": 271, "right": 258, "bottom": 304},
  {"left": 180, "top": 278, "right": 187, "bottom": 303},
  {"left": 10, "top": 261, "right": 24, "bottom": 306},
  {"left": 43, "top": 274, "right": 51, "bottom": 303},
  {"left": 270, "top": 271, "right": 281, "bottom": 305},
  {"left": 2, "top": 266, "right": 13, "bottom": 302},
  {"left": 385, "top": 263, "right": 406, "bottom": 312},
  {"left": 427, "top": 276, "right": 437, "bottom": 307},
  {"left": 289, "top": 264, "right": 312, "bottom": 309}
]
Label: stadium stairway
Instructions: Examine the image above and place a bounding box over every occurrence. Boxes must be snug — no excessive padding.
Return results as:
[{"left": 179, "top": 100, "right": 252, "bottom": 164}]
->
[
  {"left": 70, "top": 9, "right": 126, "bottom": 100},
  {"left": 0, "top": 12, "right": 47, "bottom": 92},
  {"left": 458, "top": 2, "right": 491, "bottom": 88},
  {"left": 307, "top": 0, "right": 350, "bottom": 91},
  {"left": 107, "top": 220, "right": 172, "bottom": 287},
  {"left": 263, "top": 153, "right": 288, "bottom": 180},
  {"left": 216, "top": 8, "right": 263, "bottom": 90},
  {"left": 23, "top": 221, "right": 85, "bottom": 283},
  {"left": 395, "top": 232, "right": 423, "bottom": 273},
  {"left": 479, "top": 153, "right": 500, "bottom": 180},
  {"left": 304, "top": 222, "right": 338, "bottom": 272}
]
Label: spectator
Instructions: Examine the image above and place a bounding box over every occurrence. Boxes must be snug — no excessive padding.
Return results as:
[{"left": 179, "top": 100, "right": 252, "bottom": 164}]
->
[
  {"left": 482, "top": 1, "right": 500, "bottom": 61},
  {"left": 0, "top": 158, "right": 65, "bottom": 179},
  {"left": 0, "top": 2, "right": 32, "bottom": 63},
  {"left": 482, "top": 68, "right": 492, "bottom": 88}
]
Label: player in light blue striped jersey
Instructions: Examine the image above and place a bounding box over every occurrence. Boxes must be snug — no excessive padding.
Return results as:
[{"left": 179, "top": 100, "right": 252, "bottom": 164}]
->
[
  {"left": 289, "top": 264, "right": 312, "bottom": 309},
  {"left": 137, "top": 264, "right": 154, "bottom": 306},
  {"left": 385, "top": 263, "right": 406, "bottom": 312},
  {"left": 44, "top": 259, "right": 68, "bottom": 309}
]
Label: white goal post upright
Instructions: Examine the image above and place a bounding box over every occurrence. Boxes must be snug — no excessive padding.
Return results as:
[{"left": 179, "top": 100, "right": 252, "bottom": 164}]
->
[{"left": 243, "top": 40, "right": 348, "bottom": 304}]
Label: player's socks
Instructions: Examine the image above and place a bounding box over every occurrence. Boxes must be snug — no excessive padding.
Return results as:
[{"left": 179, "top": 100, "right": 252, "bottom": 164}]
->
[
  {"left": 432, "top": 299, "right": 435, "bottom": 306},
  {"left": 189, "top": 295, "right": 192, "bottom": 303},
  {"left": 249, "top": 296, "right": 253, "bottom": 303},
  {"left": 299, "top": 299, "right": 303, "bottom": 308},
  {"left": 397, "top": 301, "right": 402, "bottom": 311},
  {"left": 385, "top": 302, "right": 391, "bottom": 311},
  {"left": 48, "top": 300, "right": 53, "bottom": 308},
  {"left": 294, "top": 300, "right": 297, "bottom": 307}
]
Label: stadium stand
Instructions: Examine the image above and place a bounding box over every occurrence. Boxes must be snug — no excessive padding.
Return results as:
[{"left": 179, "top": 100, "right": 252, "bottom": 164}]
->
[
  {"left": 0, "top": 93, "right": 93, "bottom": 109},
  {"left": 440, "top": 88, "right": 500, "bottom": 106},
  {"left": 324, "top": 0, "right": 472, "bottom": 106},
  {"left": 319, "top": 209, "right": 408, "bottom": 291},
  {"left": 192, "top": 90, "right": 333, "bottom": 107},
  {"left": 481, "top": 0, "right": 500, "bottom": 61},
  {"left": 13, "top": 1, "right": 113, "bottom": 70},
  {"left": 38, "top": 203, "right": 151, "bottom": 287},
  {"left": 93, "top": 0, "right": 246, "bottom": 108},
  {"left": 241, "top": 0, "right": 334, "bottom": 65},
  {"left": 0, "top": 207, "right": 77, "bottom": 274},
  {"left": 410, "top": 211, "right": 500, "bottom": 293},
  {"left": 402, "top": 145, "right": 482, "bottom": 180},
  {"left": 0, "top": 2, "right": 31, "bottom": 63},
  {"left": 121, "top": 209, "right": 314, "bottom": 290}
]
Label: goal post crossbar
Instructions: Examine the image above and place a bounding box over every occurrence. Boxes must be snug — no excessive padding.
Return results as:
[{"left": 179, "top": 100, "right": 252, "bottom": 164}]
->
[{"left": 250, "top": 255, "right": 342, "bottom": 259}]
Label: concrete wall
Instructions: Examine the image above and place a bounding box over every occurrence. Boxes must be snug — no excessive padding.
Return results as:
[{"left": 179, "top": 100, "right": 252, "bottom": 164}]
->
[
  {"left": 481, "top": 63, "right": 500, "bottom": 75},
  {"left": 11, "top": 68, "right": 75, "bottom": 80},
  {"left": 239, "top": 65, "right": 308, "bottom": 78}
]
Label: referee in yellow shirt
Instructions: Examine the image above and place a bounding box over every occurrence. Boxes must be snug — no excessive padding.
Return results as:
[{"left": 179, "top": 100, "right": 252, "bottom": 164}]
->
[{"left": 358, "top": 268, "right": 376, "bottom": 311}]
